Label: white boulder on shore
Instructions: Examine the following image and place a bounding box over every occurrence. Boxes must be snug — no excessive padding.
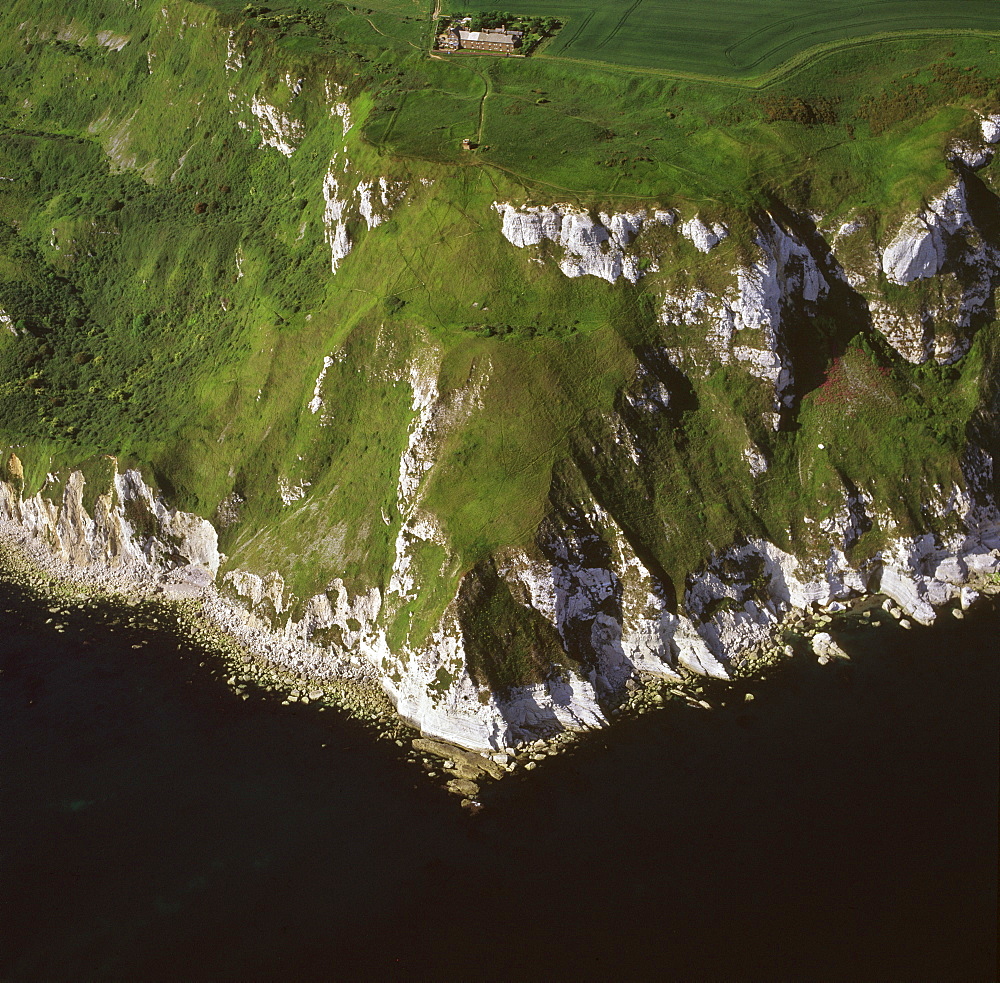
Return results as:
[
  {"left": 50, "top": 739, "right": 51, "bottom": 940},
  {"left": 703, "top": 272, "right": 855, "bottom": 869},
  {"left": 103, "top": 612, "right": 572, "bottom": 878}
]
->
[{"left": 811, "top": 632, "right": 848, "bottom": 664}]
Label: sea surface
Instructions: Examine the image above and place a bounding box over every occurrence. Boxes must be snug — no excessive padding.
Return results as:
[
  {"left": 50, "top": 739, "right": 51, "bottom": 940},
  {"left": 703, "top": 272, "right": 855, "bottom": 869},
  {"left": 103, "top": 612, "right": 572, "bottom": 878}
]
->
[{"left": 2, "top": 578, "right": 997, "bottom": 981}]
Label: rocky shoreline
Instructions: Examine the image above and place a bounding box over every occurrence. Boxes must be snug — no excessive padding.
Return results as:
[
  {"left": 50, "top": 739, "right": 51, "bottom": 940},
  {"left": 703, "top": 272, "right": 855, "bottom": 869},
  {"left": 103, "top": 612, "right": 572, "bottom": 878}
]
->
[
  {"left": 3, "top": 429, "right": 999, "bottom": 796},
  {"left": 5, "top": 515, "right": 996, "bottom": 810},
  {"left": 0, "top": 521, "right": 553, "bottom": 807},
  {"left": 0, "top": 524, "right": 408, "bottom": 744}
]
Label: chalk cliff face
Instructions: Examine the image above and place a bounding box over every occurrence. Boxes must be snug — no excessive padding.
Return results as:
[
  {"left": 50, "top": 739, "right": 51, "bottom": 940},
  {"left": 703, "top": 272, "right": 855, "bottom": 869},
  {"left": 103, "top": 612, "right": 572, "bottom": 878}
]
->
[
  {"left": 211, "top": 127, "right": 999, "bottom": 750},
  {"left": 660, "top": 214, "right": 831, "bottom": 427},
  {"left": 4, "top": 442, "right": 997, "bottom": 751},
  {"left": 497, "top": 168, "right": 1000, "bottom": 372},
  {"left": 0, "top": 456, "right": 219, "bottom": 589},
  {"left": 880, "top": 181, "right": 972, "bottom": 285},
  {"left": 493, "top": 202, "right": 676, "bottom": 284},
  {"left": 4, "top": 109, "right": 1000, "bottom": 751},
  {"left": 0, "top": 0, "right": 997, "bottom": 755},
  {"left": 825, "top": 159, "right": 998, "bottom": 367}
]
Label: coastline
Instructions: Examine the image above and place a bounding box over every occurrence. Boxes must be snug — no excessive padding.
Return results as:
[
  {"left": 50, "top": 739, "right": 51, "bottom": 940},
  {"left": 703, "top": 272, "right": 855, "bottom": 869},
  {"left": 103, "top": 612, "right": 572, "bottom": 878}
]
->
[
  {"left": 5, "top": 510, "right": 997, "bottom": 807},
  {"left": 0, "top": 523, "right": 409, "bottom": 738},
  {"left": 6, "top": 546, "right": 995, "bottom": 981},
  {"left": 0, "top": 521, "right": 527, "bottom": 803}
]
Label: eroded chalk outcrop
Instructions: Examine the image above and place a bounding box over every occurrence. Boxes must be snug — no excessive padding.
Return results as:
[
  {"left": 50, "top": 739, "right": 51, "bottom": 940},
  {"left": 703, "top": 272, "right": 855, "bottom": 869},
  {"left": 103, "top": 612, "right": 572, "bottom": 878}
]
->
[
  {"left": 881, "top": 181, "right": 971, "bottom": 285},
  {"left": 224, "top": 73, "right": 408, "bottom": 274},
  {"left": 0, "top": 455, "right": 219, "bottom": 590},
  {"left": 216, "top": 353, "right": 999, "bottom": 750},
  {"left": 680, "top": 214, "right": 729, "bottom": 253},
  {"left": 320, "top": 151, "right": 407, "bottom": 273},
  {"left": 660, "top": 214, "right": 830, "bottom": 426},
  {"left": 493, "top": 202, "right": 676, "bottom": 284},
  {"left": 838, "top": 172, "right": 999, "bottom": 364},
  {"left": 495, "top": 116, "right": 999, "bottom": 370},
  {"left": 3, "top": 415, "right": 999, "bottom": 754}
]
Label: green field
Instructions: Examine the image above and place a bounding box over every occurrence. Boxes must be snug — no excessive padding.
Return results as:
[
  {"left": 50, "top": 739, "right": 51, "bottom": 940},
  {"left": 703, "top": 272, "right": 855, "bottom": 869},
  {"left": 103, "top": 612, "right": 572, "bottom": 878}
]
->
[{"left": 446, "top": 0, "right": 999, "bottom": 76}]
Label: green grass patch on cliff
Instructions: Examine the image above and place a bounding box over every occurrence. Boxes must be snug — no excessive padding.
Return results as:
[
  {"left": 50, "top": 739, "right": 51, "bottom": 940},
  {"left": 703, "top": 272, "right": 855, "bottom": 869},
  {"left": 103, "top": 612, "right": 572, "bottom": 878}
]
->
[
  {"left": 457, "top": 558, "right": 572, "bottom": 694},
  {"left": 754, "top": 331, "right": 991, "bottom": 558}
]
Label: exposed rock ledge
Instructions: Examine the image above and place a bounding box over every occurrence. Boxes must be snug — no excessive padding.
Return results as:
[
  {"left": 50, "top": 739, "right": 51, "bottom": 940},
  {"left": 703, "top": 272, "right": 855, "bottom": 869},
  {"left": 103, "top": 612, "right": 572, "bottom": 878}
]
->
[
  {"left": 493, "top": 202, "right": 677, "bottom": 284},
  {"left": 881, "top": 181, "right": 973, "bottom": 285},
  {"left": 2, "top": 452, "right": 997, "bottom": 753},
  {"left": 0, "top": 456, "right": 219, "bottom": 585},
  {"left": 495, "top": 130, "right": 1000, "bottom": 369}
]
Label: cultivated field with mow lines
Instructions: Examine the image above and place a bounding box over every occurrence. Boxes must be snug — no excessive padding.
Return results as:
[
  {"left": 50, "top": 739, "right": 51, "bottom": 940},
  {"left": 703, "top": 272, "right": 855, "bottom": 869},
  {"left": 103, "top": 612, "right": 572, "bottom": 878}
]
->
[{"left": 476, "top": 0, "right": 998, "bottom": 75}]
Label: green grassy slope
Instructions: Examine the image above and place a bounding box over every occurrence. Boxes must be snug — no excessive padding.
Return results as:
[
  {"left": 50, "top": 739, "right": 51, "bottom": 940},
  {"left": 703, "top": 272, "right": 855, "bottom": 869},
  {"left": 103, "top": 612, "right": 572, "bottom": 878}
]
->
[
  {"left": 0, "top": 0, "right": 996, "bottom": 685},
  {"left": 372, "top": 37, "right": 1000, "bottom": 212}
]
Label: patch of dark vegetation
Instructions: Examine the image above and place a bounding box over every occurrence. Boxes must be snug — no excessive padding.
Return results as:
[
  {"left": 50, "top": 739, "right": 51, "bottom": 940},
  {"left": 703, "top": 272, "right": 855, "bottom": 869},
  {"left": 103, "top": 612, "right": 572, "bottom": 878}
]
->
[
  {"left": 240, "top": 4, "right": 343, "bottom": 44},
  {"left": 462, "top": 321, "right": 581, "bottom": 339},
  {"left": 758, "top": 94, "right": 840, "bottom": 126},
  {"left": 859, "top": 82, "right": 931, "bottom": 137},
  {"left": 930, "top": 59, "right": 995, "bottom": 100},
  {"left": 383, "top": 294, "right": 406, "bottom": 316},
  {"left": 122, "top": 494, "right": 158, "bottom": 541},
  {"left": 310, "top": 623, "right": 345, "bottom": 650},
  {"left": 0, "top": 226, "right": 88, "bottom": 337},
  {"left": 859, "top": 61, "right": 998, "bottom": 137},
  {"left": 457, "top": 558, "right": 570, "bottom": 694}
]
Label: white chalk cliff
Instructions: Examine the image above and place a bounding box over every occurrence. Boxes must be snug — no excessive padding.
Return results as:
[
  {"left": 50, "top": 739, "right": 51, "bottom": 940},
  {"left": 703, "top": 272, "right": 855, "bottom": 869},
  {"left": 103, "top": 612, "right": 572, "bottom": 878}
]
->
[
  {"left": 659, "top": 214, "right": 830, "bottom": 424},
  {"left": 3, "top": 438, "right": 997, "bottom": 752},
  {"left": 835, "top": 174, "right": 999, "bottom": 364},
  {"left": 211, "top": 123, "right": 1000, "bottom": 750},
  {"left": 0, "top": 456, "right": 219, "bottom": 588},
  {"left": 494, "top": 202, "right": 675, "bottom": 284},
  {"left": 881, "top": 181, "right": 971, "bottom": 285},
  {"left": 1, "top": 90, "right": 998, "bottom": 754},
  {"left": 494, "top": 137, "right": 998, "bottom": 369}
]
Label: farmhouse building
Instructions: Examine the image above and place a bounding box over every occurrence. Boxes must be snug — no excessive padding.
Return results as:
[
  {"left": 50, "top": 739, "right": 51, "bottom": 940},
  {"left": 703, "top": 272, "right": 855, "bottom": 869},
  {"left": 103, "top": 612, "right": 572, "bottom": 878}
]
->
[
  {"left": 457, "top": 28, "right": 522, "bottom": 53},
  {"left": 437, "top": 27, "right": 460, "bottom": 50}
]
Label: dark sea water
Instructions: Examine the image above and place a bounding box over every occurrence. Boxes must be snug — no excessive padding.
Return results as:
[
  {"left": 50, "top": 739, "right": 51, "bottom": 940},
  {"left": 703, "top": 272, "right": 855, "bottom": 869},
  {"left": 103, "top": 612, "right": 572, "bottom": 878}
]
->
[{"left": 2, "top": 579, "right": 997, "bottom": 982}]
